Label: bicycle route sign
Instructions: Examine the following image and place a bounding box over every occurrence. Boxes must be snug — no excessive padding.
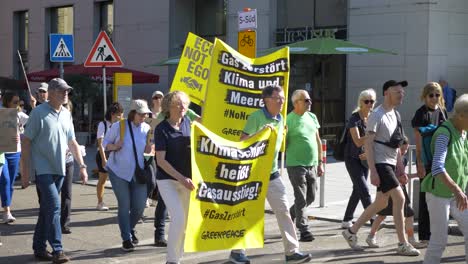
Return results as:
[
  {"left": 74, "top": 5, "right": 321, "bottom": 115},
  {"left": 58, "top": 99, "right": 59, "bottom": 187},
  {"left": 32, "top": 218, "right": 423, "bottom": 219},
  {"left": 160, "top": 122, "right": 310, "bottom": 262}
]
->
[
  {"left": 238, "top": 31, "right": 256, "bottom": 58},
  {"left": 49, "top": 34, "right": 74, "bottom": 62}
]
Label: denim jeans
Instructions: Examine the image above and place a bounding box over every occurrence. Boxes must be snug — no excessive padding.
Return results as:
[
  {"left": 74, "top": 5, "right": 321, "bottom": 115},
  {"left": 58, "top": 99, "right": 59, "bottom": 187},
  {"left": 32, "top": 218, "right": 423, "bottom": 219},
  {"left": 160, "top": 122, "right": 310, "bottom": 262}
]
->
[
  {"left": 108, "top": 169, "right": 147, "bottom": 242},
  {"left": 33, "top": 174, "right": 64, "bottom": 253},
  {"left": 60, "top": 161, "right": 74, "bottom": 229},
  {"left": 342, "top": 157, "right": 372, "bottom": 222},
  {"left": 0, "top": 152, "right": 21, "bottom": 207},
  {"left": 287, "top": 166, "right": 318, "bottom": 233}
]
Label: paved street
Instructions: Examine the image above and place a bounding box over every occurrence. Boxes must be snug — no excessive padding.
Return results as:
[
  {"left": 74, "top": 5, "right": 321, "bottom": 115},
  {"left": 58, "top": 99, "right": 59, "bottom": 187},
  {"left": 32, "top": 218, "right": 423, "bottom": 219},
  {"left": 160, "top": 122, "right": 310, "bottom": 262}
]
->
[{"left": 0, "top": 147, "right": 466, "bottom": 263}]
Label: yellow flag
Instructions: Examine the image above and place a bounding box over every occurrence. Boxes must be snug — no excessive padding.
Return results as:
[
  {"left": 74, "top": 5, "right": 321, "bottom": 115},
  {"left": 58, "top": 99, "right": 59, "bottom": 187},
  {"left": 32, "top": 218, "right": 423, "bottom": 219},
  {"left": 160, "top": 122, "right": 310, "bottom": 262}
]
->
[
  {"left": 184, "top": 122, "right": 277, "bottom": 252},
  {"left": 170, "top": 33, "right": 213, "bottom": 105},
  {"left": 202, "top": 38, "right": 289, "bottom": 141}
]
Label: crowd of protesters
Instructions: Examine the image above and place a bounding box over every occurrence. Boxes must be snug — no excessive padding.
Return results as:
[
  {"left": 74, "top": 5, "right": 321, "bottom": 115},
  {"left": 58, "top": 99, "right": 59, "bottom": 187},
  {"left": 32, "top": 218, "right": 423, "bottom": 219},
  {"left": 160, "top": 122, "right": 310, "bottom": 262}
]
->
[{"left": 0, "top": 77, "right": 467, "bottom": 264}]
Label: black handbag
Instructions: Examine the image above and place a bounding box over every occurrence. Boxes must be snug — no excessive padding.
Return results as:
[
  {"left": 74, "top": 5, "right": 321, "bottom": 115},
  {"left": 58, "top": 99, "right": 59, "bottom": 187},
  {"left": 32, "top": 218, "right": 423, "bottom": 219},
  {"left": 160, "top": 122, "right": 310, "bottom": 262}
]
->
[
  {"left": 333, "top": 125, "right": 347, "bottom": 161},
  {"left": 128, "top": 119, "right": 152, "bottom": 184}
]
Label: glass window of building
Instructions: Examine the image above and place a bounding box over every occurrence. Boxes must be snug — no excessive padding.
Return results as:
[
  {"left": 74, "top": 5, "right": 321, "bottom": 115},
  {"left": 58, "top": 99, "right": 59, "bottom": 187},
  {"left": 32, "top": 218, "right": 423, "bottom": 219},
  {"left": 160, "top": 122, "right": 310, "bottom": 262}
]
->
[
  {"left": 195, "top": 0, "right": 226, "bottom": 41},
  {"left": 13, "top": 11, "right": 29, "bottom": 79},
  {"left": 98, "top": 1, "right": 114, "bottom": 39}
]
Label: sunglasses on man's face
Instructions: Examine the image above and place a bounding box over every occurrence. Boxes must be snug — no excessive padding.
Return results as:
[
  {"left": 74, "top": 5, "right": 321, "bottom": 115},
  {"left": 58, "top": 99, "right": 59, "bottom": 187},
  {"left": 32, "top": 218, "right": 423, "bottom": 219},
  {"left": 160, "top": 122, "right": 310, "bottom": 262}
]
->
[
  {"left": 428, "top": 93, "right": 441, "bottom": 98},
  {"left": 363, "top": 99, "right": 375, "bottom": 104},
  {"left": 39, "top": 90, "right": 47, "bottom": 94}
]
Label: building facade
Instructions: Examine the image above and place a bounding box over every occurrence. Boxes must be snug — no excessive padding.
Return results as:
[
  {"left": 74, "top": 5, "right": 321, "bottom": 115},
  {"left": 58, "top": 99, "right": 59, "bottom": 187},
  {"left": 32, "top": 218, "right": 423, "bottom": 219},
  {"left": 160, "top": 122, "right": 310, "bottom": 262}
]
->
[{"left": 1, "top": 0, "right": 467, "bottom": 140}]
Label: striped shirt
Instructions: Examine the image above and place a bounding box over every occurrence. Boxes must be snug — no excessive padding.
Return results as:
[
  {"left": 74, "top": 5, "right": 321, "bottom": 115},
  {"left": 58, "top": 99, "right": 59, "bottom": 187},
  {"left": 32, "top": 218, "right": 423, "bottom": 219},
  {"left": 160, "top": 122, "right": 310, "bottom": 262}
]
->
[{"left": 431, "top": 134, "right": 449, "bottom": 176}]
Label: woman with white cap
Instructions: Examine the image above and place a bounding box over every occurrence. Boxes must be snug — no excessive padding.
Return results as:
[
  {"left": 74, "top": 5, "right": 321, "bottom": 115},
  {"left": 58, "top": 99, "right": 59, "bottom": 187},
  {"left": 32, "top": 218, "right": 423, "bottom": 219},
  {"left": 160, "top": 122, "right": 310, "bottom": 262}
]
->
[{"left": 103, "top": 99, "right": 152, "bottom": 252}]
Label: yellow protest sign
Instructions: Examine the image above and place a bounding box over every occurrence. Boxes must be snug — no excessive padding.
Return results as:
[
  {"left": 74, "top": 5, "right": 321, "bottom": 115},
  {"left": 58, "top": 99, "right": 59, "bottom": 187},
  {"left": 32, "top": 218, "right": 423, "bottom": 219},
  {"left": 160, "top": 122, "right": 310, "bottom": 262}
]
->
[
  {"left": 184, "top": 122, "right": 277, "bottom": 252},
  {"left": 170, "top": 33, "right": 213, "bottom": 105},
  {"left": 202, "top": 38, "right": 289, "bottom": 141}
]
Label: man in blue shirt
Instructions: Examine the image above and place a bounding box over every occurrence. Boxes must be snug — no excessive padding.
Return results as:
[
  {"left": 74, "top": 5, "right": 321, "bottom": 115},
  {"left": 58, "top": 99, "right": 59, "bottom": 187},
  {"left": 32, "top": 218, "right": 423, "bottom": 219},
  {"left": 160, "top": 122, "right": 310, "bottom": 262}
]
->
[{"left": 22, "top": 78, "right": 88, "bottom": 263}]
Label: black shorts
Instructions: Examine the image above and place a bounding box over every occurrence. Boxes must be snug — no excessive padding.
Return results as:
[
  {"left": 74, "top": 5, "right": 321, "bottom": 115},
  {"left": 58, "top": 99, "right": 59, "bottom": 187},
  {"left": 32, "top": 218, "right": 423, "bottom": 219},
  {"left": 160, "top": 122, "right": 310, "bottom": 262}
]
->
[
  {"left": 95, "top": 152, "right": 108, "bottom": 173},
  {"left": 375, "top": 163, "right": 400, "bottom": 193}
]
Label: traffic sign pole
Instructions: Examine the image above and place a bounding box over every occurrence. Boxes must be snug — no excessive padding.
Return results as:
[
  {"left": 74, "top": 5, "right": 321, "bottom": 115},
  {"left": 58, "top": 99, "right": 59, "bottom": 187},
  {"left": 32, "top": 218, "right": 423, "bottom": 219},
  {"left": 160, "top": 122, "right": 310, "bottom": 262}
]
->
[
  {"left": 103, "top": 66, "right": 107, "bottom": 113},
  {"left": 60, "top": 62, "right": 64, "bottom": 79}
]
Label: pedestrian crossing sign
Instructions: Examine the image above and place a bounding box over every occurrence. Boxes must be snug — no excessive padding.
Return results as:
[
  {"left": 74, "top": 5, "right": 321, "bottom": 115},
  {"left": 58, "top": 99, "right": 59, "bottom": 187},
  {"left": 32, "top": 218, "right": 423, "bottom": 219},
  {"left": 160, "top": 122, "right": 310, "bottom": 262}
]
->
[
  {"left": 84, "top": 31, "right": 123, "bottom": 67},
  {"left": 49, "top": 34, "right": 74, "bottom": 62}
]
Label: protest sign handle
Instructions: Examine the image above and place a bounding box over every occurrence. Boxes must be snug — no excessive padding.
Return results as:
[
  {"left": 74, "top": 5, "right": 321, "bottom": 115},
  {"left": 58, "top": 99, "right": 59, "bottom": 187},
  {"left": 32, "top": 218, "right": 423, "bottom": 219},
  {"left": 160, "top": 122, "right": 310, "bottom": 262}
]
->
[{"left": 17, "top": 50, "right": 32, "bottom": 99}]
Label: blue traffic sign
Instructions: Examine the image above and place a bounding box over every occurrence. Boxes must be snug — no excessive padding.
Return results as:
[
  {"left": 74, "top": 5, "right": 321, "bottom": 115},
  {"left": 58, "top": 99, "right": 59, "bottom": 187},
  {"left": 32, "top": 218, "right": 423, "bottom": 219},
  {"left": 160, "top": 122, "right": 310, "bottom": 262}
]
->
[{"left": 50, "top": 34, "right": 74, "bottom": 62}]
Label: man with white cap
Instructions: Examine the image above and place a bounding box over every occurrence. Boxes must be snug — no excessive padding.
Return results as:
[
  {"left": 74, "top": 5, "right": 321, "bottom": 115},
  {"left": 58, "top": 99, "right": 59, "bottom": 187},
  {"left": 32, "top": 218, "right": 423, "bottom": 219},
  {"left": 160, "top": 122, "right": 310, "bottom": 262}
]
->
[
  {"left": 22, "top": 78, "right": 88, "bottom": 263},
  {"left": 31, "top": 82, "right": 49, "bottom": 108}
]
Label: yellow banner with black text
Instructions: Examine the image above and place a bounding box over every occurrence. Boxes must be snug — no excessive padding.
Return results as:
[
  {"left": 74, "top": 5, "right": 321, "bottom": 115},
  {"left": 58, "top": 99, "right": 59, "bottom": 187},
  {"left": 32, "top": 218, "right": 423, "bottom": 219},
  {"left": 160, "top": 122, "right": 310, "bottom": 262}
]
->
[
  {"left": 202, "top": 38, "right": 289, "bottom": 141},
  {"left": 184, "top": 122, "right": 277, "bottom": 252}
]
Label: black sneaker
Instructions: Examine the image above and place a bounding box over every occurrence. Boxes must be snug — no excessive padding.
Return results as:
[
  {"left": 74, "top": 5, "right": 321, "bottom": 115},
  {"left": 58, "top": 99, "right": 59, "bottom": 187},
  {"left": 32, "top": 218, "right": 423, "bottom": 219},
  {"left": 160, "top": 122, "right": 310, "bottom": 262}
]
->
[
  {"left": 52, "top": 251, "right": 70, "bottom": 263},
  {"left": 285, "top": 252, "right": 312, "bottom": 263},
  {"left": 299, "top": 231, "right": 315, "bottom": 242},
  {"left": 121, "top": 240, "right": 135, "bottom": 252},
  {"left": 131, "top": 230, "right": 139, "bottom": 245},
  {"left": 154, "top": 238, "right": 168, "bottom": 247},
  {"left": 34, "top": 250, "right": 53, "bottom": 261},
  {"left": 61, "top": 227, "right": 72, "bottom": 234}
]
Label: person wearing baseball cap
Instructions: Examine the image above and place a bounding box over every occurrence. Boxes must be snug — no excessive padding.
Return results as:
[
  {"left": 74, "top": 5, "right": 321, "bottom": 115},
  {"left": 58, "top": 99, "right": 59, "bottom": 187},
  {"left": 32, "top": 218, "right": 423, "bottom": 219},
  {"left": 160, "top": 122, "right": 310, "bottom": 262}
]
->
[
  {"left": 343, "top": 79, "right": 421, "bottom": 256},
  {"left": 151, "top": 90, "right": 164, "bottom": 118},
  {"left": 36, "top": 82, "right": 49, "bottom": 105},
  {"left": 103, "top": 99, "right": 152, "bottom": 252},
  {"left": 22, "top": 77, "right": 87, "bottom": 263}
]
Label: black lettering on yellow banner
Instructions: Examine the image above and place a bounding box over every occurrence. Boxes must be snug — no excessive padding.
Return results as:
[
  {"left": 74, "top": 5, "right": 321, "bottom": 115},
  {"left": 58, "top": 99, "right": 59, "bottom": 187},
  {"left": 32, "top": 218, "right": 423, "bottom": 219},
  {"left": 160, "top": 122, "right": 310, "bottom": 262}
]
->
[
  {"left": 198, "top": 136, "right": 268, "bottom": 160},
  {"left": 197, "top": 181, "right": 262, "bottom": 205},
  {"left": 219, "top": 69, "right": 284, "bottom": 90},
  {"left": 218, "top": 51, "right": 288, "bottom": 75},
  {"left": 225, "top": 89, "right": 264, "bottom": 108},
  {"left": 215, "top": 162, "right": 252, "bottom": 182}
]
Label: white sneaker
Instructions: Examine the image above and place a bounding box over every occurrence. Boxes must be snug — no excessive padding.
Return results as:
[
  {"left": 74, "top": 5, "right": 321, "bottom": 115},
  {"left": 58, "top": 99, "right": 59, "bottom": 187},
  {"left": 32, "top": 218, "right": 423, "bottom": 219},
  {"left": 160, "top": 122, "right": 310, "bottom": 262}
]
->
[
  {"left": 2, "top": 212, "right": 16, "bottom": 223},
  {"left": 408, "top": 237, "right": 427, "bottom": 249},
  {"left": 341, "top": 221, "right": 353, "bottom": 229},
  {"left": 96, "top": 202, "right": 109, "bottom": 211},
  {"left": 342, "top": 229, "right": 361, "bottom": 250},
  {"left": 396, "top": 242, "right": 420, "bottom": 256},
  {"left": 366, "top": 234, "right": 379, "bottom": 248}
]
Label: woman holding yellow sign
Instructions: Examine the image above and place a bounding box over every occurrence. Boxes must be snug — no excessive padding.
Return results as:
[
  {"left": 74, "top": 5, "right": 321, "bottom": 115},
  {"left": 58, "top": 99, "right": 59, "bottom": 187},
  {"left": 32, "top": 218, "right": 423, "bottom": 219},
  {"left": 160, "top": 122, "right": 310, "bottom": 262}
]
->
[{"left": 154, "top": 91, "right": 195, "bottom": 264}]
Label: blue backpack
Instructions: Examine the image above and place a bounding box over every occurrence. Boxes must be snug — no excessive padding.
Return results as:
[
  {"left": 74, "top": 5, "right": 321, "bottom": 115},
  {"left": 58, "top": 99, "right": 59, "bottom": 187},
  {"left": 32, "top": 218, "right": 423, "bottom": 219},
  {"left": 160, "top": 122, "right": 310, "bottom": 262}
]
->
[{"left": 418, "top": 124, "right": 451, "bottom": 171}]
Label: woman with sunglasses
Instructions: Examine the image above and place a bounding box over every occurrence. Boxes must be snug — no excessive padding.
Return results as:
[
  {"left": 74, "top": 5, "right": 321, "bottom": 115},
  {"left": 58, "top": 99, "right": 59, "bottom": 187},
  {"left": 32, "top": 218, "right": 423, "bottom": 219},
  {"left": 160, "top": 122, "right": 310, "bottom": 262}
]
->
[
  {"left": 341, "top": 88, "right": 377, "bottom": 229},
  {"left": 0, "top": 91, "right": 28, "bottom": 223},
  {"left": 411, "top": 82, "right": 448, "bottom": 245}
]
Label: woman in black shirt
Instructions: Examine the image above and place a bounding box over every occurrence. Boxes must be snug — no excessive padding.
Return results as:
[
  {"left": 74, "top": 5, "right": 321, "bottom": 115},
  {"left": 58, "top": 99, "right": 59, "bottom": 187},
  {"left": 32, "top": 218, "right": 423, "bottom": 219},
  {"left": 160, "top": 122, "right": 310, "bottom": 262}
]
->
[
  {"left": 341, "top": 89, "right": 377, "bottom": 229},
  {"left": 411, "top": 82, "right": 448, "bottom": 243}
]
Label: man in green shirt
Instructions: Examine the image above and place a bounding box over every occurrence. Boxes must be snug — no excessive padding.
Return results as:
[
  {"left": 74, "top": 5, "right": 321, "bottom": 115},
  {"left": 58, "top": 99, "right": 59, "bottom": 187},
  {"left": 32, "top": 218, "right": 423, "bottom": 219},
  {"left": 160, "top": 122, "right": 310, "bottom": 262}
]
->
[
  {"left": 229, "top": 85, "right": 312, "bottom": 264},
  {"left": 286, "top": 89, "right": 324, "bottom": 242}
]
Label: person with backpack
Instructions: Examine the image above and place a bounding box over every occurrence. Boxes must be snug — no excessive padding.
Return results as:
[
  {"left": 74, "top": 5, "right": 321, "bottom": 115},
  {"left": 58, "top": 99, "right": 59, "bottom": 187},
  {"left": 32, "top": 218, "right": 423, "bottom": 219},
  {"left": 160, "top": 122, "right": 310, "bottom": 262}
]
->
[
  {"left": 341, "top": 88, "right": 376, "bottom": 229},
  {"left": 95, "top": 102, "right": 124, "bottom": 211},
  {"left": 411, "top": 82, "right": 448, "bottom": 243},
  {"left": 421, "top": 94, "right": 468, "bottom": 264},
  {"left": 366, "top": 136, "right": 426, "bottom": 249},
  {"left": 342, "top": 80, "right": 420, "bottom": 256}
]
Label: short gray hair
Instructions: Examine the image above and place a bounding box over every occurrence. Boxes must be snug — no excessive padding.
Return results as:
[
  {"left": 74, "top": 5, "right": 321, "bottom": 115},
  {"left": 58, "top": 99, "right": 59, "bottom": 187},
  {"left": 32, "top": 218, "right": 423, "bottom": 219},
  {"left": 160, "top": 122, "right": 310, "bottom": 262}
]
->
[
  {"left": 291, "top": 89, "right": 308, "bottom": 103},
  {"left": 453, "top": 94, "right": 468, "bottom": 116},
  {"left": 353, "top": 88, "right": 377, "bottom": 113}
]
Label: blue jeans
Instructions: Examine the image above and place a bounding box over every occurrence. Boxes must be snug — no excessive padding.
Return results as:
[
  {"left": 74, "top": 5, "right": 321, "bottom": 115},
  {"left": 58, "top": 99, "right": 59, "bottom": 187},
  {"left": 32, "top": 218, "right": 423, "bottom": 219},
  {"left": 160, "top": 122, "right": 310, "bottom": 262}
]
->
[
  {"left": 108, "top": 169, "right": 147, "bottom": 242},
  {"left": 0, "top": 152, "right": 21, "bottom": 207},
  {"left": 33, "top": 174, "right": 64, "bottom": 253},
  {"left": 343, "top": 157, "right": 372, "bottom": 222}
]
